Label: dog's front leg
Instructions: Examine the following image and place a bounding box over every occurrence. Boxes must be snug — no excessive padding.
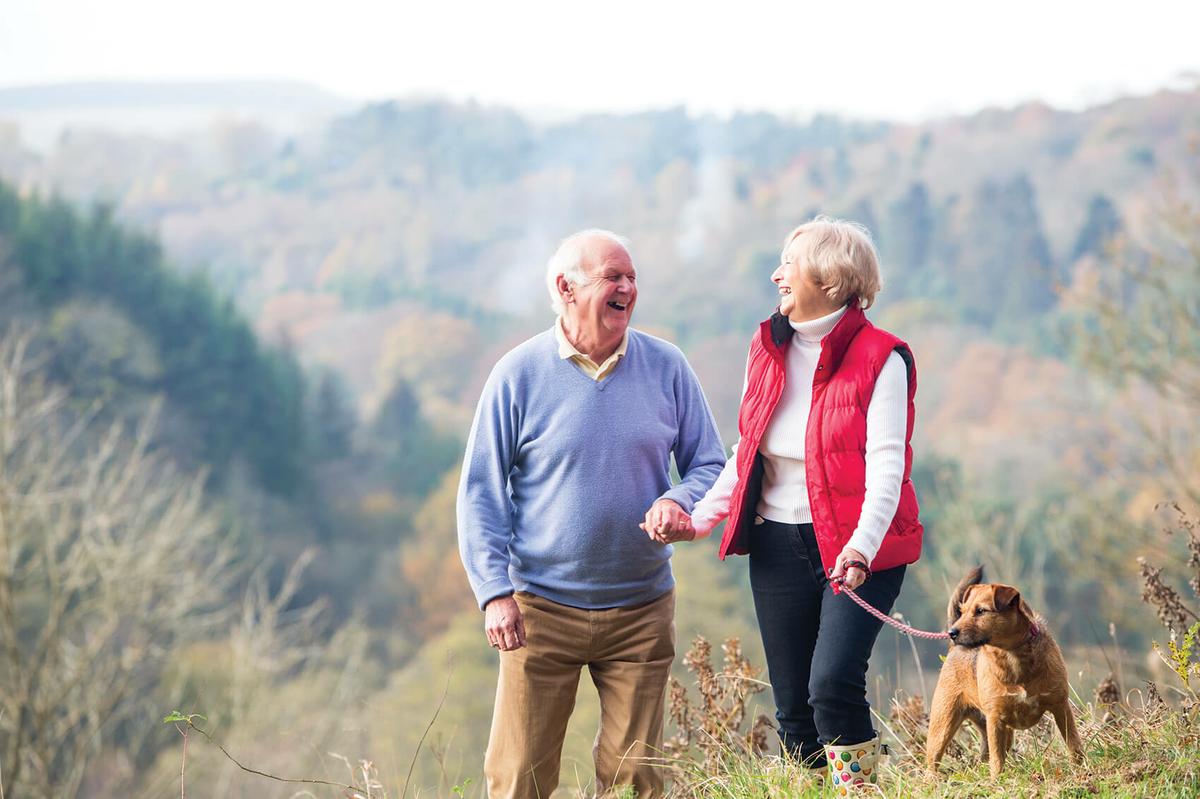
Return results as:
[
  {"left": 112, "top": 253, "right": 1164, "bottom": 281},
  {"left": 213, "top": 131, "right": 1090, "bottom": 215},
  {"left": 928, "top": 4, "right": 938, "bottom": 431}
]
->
[
  {"left": 985, "top": 718, "right": 1010, "bottom": 777},
  {"left": 1052, "top": 702, "right": 1084, "bottom": 763},
  {"left": 924, "top": 692, "right": 964, "bottom": 776}
]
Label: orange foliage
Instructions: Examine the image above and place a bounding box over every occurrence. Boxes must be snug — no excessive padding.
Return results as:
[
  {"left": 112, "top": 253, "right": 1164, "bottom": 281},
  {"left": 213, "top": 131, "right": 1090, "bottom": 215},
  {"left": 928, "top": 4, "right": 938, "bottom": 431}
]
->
[{"left": 397, "top": 468, "right": 476, "bottom": 640}]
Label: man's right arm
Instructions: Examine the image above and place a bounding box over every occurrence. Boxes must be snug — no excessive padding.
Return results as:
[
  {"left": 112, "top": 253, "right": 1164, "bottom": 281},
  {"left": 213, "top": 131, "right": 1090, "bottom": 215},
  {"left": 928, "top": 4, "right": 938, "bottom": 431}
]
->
[{"left": 456, "top": 366, "right": 520, "bottom": 610}]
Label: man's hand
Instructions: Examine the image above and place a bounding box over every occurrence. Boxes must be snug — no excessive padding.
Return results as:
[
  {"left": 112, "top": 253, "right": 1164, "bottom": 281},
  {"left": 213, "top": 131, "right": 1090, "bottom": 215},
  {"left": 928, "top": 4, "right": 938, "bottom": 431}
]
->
[
  {"left": 638, "top": 499, "right": 695, "bottom": 544},
  {"left": 484, "top": 595, "right": 526, "bottom": 651},
  {"left": 830, "top": 546, "right": 870, "bottom": 590}
]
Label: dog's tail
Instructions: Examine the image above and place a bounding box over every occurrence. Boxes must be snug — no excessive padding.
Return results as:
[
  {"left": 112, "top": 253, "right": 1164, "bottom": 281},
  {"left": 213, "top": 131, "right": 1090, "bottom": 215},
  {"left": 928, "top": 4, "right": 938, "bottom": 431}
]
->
[{"left": 947, "top": 565, "right": 985, "bottom": 627}]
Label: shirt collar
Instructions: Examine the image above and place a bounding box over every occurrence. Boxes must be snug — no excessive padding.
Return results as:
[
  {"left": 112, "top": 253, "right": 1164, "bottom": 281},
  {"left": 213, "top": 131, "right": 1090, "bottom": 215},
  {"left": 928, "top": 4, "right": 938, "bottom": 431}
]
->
[{"left": 554, "top": 316, "right": 629, "bottom": 363}]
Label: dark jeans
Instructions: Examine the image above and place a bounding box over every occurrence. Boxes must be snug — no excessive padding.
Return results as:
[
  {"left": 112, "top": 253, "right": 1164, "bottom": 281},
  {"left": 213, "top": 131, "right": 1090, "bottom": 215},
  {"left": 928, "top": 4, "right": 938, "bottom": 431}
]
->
[{"left": 748, "top": 519, "right": 905, "bottom": 766}]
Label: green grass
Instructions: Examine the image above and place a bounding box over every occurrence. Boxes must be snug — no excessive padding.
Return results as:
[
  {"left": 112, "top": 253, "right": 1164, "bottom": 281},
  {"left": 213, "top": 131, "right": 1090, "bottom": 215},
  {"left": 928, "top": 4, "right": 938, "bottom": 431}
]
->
[{"left": 664, "top": 703, "right": 1199, "bottom": 798}]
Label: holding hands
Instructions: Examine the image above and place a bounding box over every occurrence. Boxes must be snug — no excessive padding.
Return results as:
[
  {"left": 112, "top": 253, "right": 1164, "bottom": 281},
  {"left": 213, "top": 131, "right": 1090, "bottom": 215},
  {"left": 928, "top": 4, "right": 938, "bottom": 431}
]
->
[
  {"left": 640, "top": 498, "right": 696, "bottom": 544},
  {"left": 483, "top": 499, "right": 697, "bottom": 652}
]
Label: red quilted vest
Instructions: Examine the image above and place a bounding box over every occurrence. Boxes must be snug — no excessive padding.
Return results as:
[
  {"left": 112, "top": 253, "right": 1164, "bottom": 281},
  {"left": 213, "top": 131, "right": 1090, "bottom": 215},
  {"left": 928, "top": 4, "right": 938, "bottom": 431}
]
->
[{"left": 716, "top": 306, "right": 923, "bottom": 574}]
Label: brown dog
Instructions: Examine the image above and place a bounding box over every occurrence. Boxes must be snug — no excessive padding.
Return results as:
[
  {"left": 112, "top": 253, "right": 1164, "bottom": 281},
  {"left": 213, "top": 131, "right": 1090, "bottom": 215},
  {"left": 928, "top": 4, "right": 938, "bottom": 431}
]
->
[{"left": 925, "top": 566, "right": 1083, "bottom": 777}]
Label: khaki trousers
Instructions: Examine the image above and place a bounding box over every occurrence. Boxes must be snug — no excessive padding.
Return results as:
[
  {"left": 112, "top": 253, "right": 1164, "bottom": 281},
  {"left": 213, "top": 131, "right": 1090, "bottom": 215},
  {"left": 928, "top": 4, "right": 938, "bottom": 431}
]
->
[{"left": 484, "top": 589, "right": 675, "bottom": 799}]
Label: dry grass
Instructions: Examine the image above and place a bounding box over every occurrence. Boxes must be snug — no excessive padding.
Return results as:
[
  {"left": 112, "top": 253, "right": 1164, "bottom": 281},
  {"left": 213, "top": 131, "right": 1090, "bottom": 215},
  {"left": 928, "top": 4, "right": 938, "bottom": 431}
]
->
[
  {"left": 660, "top": 654, "right": 1199, "bottom": 798},
  {"left": 662, "top": 636, "right": 774, "bottom": 776},
  {"left": 659, "top": 506, "right": 1200, "bottom": 797}
]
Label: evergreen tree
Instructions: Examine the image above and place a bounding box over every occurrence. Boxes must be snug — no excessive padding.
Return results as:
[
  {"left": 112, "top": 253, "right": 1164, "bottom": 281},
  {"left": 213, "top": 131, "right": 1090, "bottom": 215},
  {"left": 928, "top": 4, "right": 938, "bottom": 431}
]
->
[
  {"left": 1071, "top": 194, "right": 1123, "bottom": 262},
  {"left": 884, "top": 182, "right": 936, "bottom": 298},
  {"left": 958, "top": 175, "right": 1056, "bottom": 328},
  {"left": 0, "top": 180, "right": 308, "bottom": 494},
  {"left": 309, "top": 369, "right": 357, "bottom": 461},
  {"left": 370, "top": 377, "right": 459, "bottom": 497}
]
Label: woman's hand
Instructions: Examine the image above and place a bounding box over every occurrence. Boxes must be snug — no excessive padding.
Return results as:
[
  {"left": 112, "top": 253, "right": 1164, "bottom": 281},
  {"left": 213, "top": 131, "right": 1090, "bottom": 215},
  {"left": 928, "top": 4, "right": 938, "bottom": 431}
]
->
[
  {"left": 830, "top": 546, "right": 870, "bottom": 590},
  {"left": 651, "top": 517, "right": 696, "bottom": 544},
  {"left": 639, "top": 499, "right": 695, "bottom": 544}
]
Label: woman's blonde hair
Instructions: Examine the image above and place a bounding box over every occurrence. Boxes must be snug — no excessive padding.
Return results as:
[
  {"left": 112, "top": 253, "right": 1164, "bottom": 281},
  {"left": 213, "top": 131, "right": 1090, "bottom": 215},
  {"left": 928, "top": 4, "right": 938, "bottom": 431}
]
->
[{"left": 782, "top": 215, "right": 882, "bottom": 309}]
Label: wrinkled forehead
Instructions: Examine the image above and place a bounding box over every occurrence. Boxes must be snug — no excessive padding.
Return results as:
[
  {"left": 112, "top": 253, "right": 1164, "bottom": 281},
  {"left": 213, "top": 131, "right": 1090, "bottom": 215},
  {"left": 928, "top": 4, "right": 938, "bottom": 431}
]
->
[{"left": 582, "top": 237, "right": 634, "bottom": 275}]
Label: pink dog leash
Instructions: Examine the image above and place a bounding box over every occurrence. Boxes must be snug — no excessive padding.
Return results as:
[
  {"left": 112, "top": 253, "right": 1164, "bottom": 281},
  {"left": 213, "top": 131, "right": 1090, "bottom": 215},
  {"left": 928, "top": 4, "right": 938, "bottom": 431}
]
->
[{"left": 831, "top": 578, "right": 951, "bottom": 641}]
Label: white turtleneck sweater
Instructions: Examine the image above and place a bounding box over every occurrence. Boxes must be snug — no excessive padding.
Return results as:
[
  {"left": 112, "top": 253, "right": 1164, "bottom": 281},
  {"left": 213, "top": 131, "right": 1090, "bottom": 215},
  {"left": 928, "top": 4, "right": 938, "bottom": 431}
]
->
[{"left": 691, "top": 305, "right": 909, "bottom": 565}]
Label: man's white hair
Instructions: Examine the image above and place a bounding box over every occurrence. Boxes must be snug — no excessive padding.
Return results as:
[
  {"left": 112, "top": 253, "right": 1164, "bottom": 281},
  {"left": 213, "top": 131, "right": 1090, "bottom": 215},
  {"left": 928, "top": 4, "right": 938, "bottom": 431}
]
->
[{"left": 545, "top": 229, "right": 633, "bottom": 316}]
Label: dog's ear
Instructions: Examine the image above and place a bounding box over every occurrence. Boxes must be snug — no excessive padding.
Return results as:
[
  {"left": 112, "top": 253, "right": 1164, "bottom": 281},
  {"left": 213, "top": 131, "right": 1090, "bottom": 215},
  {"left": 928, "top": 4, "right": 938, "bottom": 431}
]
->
[
  {"left": 947, "top": 565, "right": 986, "bottom": 625},
  {"left": 994, "top": 584, "right": 1038, "bottom": 629},
  {"left": 993, "top": 585, "right": 1021, "bottom": 611}
]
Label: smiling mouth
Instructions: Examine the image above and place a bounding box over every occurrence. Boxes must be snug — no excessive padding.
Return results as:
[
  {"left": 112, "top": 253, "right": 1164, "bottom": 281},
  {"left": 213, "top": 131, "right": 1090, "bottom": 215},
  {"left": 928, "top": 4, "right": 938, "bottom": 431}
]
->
[
  {"left": 607, "top": 302, "right": 628, "bottom": 311},
  {"left": 779, "top": 287, "right": 792, "bottom": 296}
]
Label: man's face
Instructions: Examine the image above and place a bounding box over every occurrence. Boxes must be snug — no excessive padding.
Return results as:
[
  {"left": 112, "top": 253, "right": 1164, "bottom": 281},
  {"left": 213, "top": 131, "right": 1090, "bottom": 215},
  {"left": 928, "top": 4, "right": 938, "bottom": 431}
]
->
[{"left": 561, "top": 238, "right": 637, "bottom": 340}]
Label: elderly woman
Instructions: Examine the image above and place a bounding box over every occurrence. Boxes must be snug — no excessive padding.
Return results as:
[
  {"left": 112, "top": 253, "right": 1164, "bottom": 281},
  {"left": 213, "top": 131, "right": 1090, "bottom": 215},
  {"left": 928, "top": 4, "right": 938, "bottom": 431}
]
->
[{"left": 658, "top": 216, "right": 922, "bottom": 789}]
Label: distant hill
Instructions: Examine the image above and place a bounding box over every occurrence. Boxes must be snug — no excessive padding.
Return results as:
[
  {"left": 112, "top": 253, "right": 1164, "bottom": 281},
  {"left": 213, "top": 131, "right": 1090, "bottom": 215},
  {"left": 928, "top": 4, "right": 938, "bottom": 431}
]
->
[
  {"left": 0, "top": 80, "right": 355, "bottom": 149},
  {"left": 2, "top": 86, "right": 1197, "bottom": 452},
  {"left": 0, "top": 80, "right": 352, "bottom": 111}
]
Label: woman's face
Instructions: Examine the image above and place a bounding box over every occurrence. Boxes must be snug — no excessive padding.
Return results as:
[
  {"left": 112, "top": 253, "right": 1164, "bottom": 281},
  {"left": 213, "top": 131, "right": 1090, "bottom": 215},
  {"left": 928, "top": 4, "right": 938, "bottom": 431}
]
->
[{"left": 772, "top": 236, "right": 829, "bottom": 320}]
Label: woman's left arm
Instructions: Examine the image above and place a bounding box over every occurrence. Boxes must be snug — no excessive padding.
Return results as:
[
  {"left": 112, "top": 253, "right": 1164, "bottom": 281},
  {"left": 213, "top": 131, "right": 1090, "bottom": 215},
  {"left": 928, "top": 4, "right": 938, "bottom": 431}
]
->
[{"left": 843, "top": 350, "right": 909, "bottom": 566}]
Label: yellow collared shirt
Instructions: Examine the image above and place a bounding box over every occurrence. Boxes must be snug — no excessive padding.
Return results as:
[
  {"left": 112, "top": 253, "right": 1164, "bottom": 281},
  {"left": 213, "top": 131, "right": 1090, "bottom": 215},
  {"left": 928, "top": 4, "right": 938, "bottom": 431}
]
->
[{"left": 554, "top": 317, "right": 628, "bottom": 381}]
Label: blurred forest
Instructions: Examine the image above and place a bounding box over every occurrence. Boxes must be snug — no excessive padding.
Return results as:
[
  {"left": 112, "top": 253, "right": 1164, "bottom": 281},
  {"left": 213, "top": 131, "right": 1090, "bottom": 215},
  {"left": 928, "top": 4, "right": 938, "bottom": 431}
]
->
[{"left": 0, "top": 85, "right": 1197, "bottom": 796}]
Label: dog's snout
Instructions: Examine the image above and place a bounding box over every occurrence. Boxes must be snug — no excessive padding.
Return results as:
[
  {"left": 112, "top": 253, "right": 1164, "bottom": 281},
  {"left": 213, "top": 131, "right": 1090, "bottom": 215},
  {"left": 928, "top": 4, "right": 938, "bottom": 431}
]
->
[{"left": 948, "top": 627, "right": 959, "bottom": 641}]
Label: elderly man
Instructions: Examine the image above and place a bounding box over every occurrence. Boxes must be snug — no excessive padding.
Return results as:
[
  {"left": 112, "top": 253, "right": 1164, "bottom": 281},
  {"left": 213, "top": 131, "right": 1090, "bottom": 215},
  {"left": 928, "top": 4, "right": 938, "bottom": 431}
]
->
[{"left": 457, "top": 229, "right": 724, "bottom": 798}]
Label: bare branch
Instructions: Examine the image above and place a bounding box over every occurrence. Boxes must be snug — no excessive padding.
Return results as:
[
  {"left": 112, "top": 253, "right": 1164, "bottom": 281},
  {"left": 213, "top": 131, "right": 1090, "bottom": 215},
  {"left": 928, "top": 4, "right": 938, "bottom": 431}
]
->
[{"left": 177, "top": 717, "right": 366, "bottom": 796}]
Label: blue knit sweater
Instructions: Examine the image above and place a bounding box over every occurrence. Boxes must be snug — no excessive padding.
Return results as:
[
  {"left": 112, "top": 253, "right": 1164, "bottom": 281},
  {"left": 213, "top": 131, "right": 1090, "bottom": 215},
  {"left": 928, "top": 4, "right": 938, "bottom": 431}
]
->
[{"left": 457, "top": 327, "right": 725, "bottom": 610}]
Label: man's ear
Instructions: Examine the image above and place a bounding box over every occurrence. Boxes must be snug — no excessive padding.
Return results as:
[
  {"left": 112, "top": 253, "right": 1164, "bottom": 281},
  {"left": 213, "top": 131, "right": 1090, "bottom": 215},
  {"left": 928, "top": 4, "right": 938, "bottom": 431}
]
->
[
  {"left": 556, "top": 274, "right": 573, "bottom": 301},
  {"left": 993, "top": 585, "right": 1021, "bottom": 611}
]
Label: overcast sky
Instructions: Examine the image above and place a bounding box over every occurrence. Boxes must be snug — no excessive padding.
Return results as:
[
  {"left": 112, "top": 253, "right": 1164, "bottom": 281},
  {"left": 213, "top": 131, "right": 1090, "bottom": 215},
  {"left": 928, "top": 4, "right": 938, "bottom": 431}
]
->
[{"left": 2, "top": 0, "right": 1198, "bottom": 121}]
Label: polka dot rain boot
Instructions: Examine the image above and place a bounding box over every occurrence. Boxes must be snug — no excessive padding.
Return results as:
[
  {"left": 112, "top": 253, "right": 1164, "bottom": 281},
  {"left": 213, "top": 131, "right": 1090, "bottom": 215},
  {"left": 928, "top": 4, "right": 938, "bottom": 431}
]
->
[{"left": 825, "top": 736, "right": 879, "bottom": 794}]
